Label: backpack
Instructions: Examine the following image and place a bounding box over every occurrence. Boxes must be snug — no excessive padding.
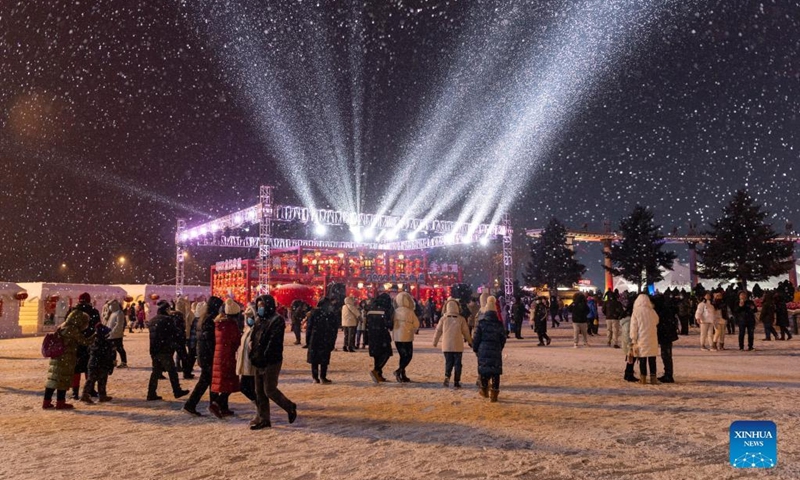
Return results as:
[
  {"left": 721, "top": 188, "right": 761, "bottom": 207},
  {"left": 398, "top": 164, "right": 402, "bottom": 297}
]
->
[{"left": 41, "top": 330, "right": 66, "bottom": 358}]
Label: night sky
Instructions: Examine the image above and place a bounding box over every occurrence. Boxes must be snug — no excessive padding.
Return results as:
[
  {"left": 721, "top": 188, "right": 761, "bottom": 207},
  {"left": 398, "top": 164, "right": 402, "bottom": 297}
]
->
[{"left": 1, "top": 1, "right": 798, "bottom": 287}]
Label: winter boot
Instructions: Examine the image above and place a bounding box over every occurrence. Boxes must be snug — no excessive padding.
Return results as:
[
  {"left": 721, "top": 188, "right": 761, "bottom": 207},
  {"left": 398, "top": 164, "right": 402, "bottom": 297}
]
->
[
  {"left": 98, "top": 395, "right": 113, "bottom": 402},
  {"left": 55, "top": 400, "right": 74, "bottom": 410},
  {"left": 710, "top": 342, "right": 718, "bottom": 352},
  {"left": 490, "top": 389, "right": 499, "bottom": 403},
  {"left": 79, "top": 392, "right": 95, "bottom": 404},
  {"left": 42, "top": 399, "right": 54, "bottom": 409},
  {"left": 117, "top": 363, "right": 128, "bottom": 368},
  {"left": 443, "top": 377, "right": 450, "bottom": 388},
  {"left": 719, "top": 343, "right": 725, "bottom": 350},
  {"left": 71, "top": 387, "right": 80, "bottom": 400},
  {"left": 320, "top": 377, "right": 332, "bottom": 384},
  {"left": 400, "top": 370, "right": 411, "bottom": 383},
  {"left": 453, "top": 381, "right": 462, "bottom": 389},
  {"left": 479, "top": 385, "right": 489, "bottom": 398},
  {"left": 394, "top": 369, "right": 403, "bottom": 383},
  {"left": 657, "top": 375, "right": 674, "bottom": 384},
  {"left": 639, "top": 376, "right": 648, "bottom": 385},
  {"left": 369, "top": 370, "right": 380, "bottom": 384},
  {"left": 649, "top": 375, "right": 660, "bottom": 385}
]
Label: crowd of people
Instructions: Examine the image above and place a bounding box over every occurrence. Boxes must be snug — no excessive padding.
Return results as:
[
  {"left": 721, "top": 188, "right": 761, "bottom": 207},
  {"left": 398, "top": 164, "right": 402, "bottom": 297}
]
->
[{"left": 40, "top": 283, "right": 797, "bottom": 424}]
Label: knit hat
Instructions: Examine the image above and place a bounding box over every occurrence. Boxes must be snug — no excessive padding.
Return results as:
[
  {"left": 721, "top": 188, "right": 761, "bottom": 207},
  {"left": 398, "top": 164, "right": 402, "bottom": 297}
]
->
[
  {"left": 224, "top": 298, "right": 241, "bottom": 315},
  {"left": 78, "top": 292, "right": 91, "bottom": 304},
  {"left": 484, "top": 295, "right": 497, "bottom": 312}
]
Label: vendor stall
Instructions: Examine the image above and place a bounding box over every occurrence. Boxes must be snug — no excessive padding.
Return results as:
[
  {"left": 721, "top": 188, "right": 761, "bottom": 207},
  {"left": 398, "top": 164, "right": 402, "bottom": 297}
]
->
[{"left": 0, "top": 282, "right": 27, "bottom": 338}]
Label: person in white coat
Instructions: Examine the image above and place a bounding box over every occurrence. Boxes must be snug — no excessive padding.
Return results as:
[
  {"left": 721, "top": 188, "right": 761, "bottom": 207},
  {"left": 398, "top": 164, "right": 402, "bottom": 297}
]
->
[
  {"left": 629, "top": 294, "right": 660, "bottom": 385},
  {"left": 694, "top": 292, "right": 717, "bottom": 351},
  {"left": 236, "top": 304, "right": 257, "bottom": 404},
  {"left": 104, "top": 299, "right": 127, "bottom": 368},
  {"left": 433, "top": 298, "right": 472, "bottom": 388},
  {"left": 341, "top": 296, "right": 360, "bottom": 353},
  {"left": 392, "top": 291, "right": 420, "bottom": 383}
]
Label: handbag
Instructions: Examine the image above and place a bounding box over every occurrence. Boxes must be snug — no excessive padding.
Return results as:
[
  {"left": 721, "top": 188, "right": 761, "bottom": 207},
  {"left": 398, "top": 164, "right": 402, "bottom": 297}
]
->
[{"left": 41, "top": 330, "right": 66, "bottom": 358}]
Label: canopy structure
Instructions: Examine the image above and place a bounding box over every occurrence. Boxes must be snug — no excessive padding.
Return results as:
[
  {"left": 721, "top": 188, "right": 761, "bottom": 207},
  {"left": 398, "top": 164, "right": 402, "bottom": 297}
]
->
[
  {"left": 176, "top": 186, "right": 515, "bottom": 300},
  {"left": 0, "top": 282, "right": 27, "bottom": 338}
]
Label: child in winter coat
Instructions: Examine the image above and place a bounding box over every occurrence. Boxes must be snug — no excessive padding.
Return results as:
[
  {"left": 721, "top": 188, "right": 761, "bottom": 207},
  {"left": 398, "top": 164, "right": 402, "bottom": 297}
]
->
[
  {"left": 81, "top": 322, "right": 115, "bottom": 403},
  {"left": 531, "top": 298, "right": 551, "bottom": 346},
  {"left": 630, "top": 294, "right": 660, "bottom": 385},
  {"left": 472, "top": 296, "right": 506, "bottom": 402},
  {"left": 432, "top": 298, "right": 472, "bottom": 388}
]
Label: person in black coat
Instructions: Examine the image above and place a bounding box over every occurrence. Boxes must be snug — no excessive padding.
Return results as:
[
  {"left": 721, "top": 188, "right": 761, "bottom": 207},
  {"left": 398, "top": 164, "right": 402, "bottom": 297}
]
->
[
  {"left": 473, "top": 296, "right": 506, "bottom": 402},
  {"left": 248, "top": 294, "right": 297, "bottom": 430},
  {"left": 654, "top": 295, "right": 679, "bottom": 384},
  {"left": 70, "top": 293, "right": 102, "bottom": 399},
  {"left": 183, "top": 296, "right": 222, "bottom": 414},
  {"left": 775, "top": 293, "right": 793, "bottom": 341},
  {"left": 511, "top": 297, "right": 525, "bottom": 339},
  {"left": 532, "top": 298, "right": 550, "bottom": 346},
  {"left": 305, "top": 297, "right": 339, "bottom": 383},
  {"left": 366, "top": 293, "right": 394, "bottom": 383},
  {"left": 147, "top": 301, "right": 189, "bottom": 401},
  {"left": 81, "top": 322, "right": 115, "bottom": 403},
  {"left": 732, "top": 290, "right": 758, "bottom": 351},
  {"left": 290, "top": 300, "right": 311, "bottom": 345}
]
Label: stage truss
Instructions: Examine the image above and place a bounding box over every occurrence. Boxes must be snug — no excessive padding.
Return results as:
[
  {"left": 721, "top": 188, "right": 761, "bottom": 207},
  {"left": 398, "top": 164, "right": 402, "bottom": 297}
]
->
[{"left": 176, "top": 186, "right": 514, "bottom": 297}]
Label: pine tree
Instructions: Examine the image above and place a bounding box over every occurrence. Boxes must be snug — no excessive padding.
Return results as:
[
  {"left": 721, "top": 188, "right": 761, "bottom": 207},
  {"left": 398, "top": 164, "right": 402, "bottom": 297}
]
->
[
  {"left": 605, "top": 205, "right": 677, "bottom": 292},
  {"left": 524, "top": 218, "right": 586, "bottom": 294},
  {"left": 698, "top": 189, "right": 794, "bottom": 290}
]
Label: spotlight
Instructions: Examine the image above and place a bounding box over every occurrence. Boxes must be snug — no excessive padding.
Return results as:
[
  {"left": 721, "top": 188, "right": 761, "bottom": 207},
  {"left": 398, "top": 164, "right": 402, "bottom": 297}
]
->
[
  {"left": 386, "top": 230, "right": 398, "bottom": 241},
  {"left": 179, "top": 232, "right": 189, "bottom": 242},
  {"left": 479, "top": 237, "right": 490, "bottom": 246},
  {"left": 314, "top": 224, "right": 327, "bottom": 236},
  {"left": 462, "top": 236, "right": 473, "bottom": 245},
  {"left": 363, "top": 228, "right": 375, "bottom": 240},
  {"left": 407, "top": 231, "right": 417, "bottom": 240},
  {"left": 444, "top": 234, "right": 456, "bottom": 245}
]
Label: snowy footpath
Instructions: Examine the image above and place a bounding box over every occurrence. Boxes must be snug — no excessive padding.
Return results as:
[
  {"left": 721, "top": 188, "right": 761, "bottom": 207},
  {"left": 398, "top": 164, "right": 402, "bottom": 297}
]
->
[{"left": 1, "top": 324, "right": 798, "bottom": 479}]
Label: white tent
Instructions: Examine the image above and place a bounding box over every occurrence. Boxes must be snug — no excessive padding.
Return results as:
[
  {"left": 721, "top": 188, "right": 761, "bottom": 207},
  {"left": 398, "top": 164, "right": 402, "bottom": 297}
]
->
[
  {"left": 115, "top": 284, "right": 208, "bottom": 321},
  {"left": 17, "top": 283, "right": 128, "bottom": 334},
  {"left": 0, "top": 282, "right": 27, "bottom": 339}
]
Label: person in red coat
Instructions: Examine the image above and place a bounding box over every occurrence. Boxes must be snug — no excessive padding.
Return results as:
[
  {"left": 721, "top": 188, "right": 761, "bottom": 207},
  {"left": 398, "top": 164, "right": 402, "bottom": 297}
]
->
[{"left": 210, "top": 299, "right": 243, "bottom": 418}]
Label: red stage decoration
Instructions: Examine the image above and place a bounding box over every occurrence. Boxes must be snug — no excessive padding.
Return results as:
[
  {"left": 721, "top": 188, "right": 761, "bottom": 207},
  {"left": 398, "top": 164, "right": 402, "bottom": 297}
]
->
[
  {"left": 124, "top": 295, "right": 134, "bottom": 303},
  {"left": 150, "top": 293, "right": 160, "bottom": 301},
  {"left": 14, "top": 292, "right": 28, "bottom": 301}
]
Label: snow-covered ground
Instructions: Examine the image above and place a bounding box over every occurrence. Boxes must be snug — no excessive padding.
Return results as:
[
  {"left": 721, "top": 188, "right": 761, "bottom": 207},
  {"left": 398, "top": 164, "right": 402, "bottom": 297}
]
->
[{"left": 1, "top": 322, "right": 798, "bottom": 479}]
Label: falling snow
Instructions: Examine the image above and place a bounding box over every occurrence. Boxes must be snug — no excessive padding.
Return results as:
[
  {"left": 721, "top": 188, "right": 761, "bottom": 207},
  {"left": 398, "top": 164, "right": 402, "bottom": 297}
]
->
[{"left": 1, "top": 1, "right": 799, "bottom": 285}]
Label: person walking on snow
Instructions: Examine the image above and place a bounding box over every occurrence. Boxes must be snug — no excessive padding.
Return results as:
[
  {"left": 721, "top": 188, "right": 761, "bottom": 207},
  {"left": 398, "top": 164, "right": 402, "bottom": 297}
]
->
[
  {"left": 367, "top": 293, "right": 394, "bottom": 383},
  {"left": 392, "top": 291, "right": 420, "bottom": 383},
  {"left": 433, "top": 298, "right": 472, "bottom": 388},
  {"left": 147, "top": 301, "right": 190, "bottom": 401},
  {"left": 602, "top": 293, "right": 623, "bottom": 348},
  {"left": 208, "top": 299, "right": 242, "bottom": 418},
  {"left": 531, "top": 297, "right": 551, "bottom": 346},
  {"left": 306, "top": 296, "right": 340, "bottom": 384},
  {"left": 104, "top": 299, "right": 127, "bottom": 368},
  {"left": 695, "top": 292, "right": 717, "bottom": 350},
  {"left": 630, "top": 294, "right": 660, "bottom": 385},
  {"left": 248, "top": 294, "right": 297, "bottom": 430},
  {"left": 182, "top": 296, "right": 223, "bottom": 415},
  {"left": 472, "top": 296, "right": 506, "bottom": 402}
]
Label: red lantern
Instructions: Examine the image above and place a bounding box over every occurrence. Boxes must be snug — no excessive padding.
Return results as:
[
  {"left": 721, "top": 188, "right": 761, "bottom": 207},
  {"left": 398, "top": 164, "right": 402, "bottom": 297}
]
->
[
  {"left": 150, "top": 293, "right": 160, "bottom": 301},
  {"left": 124, "top": 295, "right": 134, "bottom": 303},
  {"left": 48, "top": 295, "right": 60, "bottom": 302},
  {"left": 14, "top": 292, "right": 28, "bottom": 301}
]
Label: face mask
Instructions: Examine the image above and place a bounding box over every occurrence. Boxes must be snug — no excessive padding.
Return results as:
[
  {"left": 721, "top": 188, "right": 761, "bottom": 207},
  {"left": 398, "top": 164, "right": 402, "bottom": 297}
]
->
[
  {"left": 246, "top": 317, "right": 255, "bottom": 327},
  {"left": 258, "top": 307, "right": 265, "bottom": 317}
]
